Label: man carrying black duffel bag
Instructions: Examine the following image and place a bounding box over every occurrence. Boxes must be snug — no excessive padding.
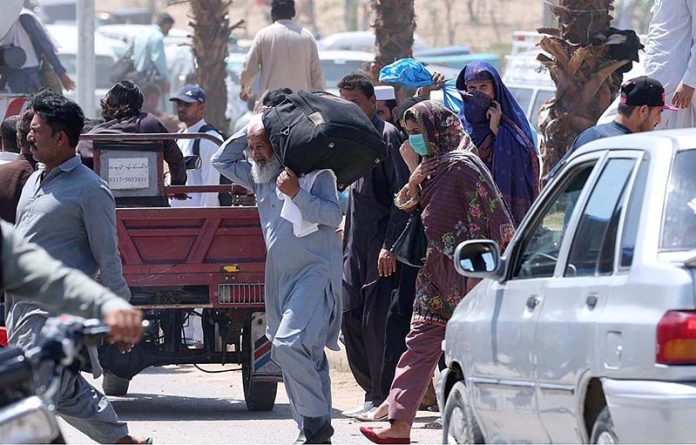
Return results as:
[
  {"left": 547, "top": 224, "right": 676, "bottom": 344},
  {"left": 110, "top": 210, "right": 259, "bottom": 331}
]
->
[
  {"left": 212, "top": 89, "right": 387, "bottom": 443},
  {"left": 212, "top": 115, "right": 342, "bottom": 444}
]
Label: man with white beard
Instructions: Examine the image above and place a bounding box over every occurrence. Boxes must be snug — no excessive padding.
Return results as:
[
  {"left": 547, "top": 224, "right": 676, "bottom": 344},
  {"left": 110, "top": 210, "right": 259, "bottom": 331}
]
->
[{"left": 211, "top": 116, "right": 342, "bottom": 444}]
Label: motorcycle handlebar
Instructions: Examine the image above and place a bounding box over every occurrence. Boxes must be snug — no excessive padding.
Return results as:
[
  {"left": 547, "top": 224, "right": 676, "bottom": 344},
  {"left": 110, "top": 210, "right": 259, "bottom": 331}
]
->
[{"left": 27, "top": 316, "right": 150, "bottom": 366}]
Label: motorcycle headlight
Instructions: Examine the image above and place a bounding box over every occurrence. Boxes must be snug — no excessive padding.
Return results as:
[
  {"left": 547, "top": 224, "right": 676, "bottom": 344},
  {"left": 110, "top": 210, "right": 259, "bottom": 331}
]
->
[{"left": 0, "top": 396, "right": 60, "bottom": 443}]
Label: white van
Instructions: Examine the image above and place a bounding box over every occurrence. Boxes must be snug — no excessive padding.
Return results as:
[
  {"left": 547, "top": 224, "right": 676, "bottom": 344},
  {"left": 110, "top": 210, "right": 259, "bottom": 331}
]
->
[{"left": 502, "top": 32, "right": 556, "bottom": 132}]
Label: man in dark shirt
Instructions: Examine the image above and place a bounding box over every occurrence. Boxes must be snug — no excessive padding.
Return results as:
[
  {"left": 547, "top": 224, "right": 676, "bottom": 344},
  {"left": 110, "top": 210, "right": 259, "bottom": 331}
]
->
[
  {"left": 77, "top": 81, "right": 187, "bottom": 186},
  {"left": 339, "top": 73, "right": 409, "bottom": 418},
  {"left": 547, "top": 76, "right": 676, "bottom": 181},
  {"left": 0, "top": 115, "right": 20, "bottom": 164},
  {"left": 374, "top": 85, "right": 398, "bottom": 124},
  {"left": 0, "top": 110, "right": 36, "bottom": 223}
]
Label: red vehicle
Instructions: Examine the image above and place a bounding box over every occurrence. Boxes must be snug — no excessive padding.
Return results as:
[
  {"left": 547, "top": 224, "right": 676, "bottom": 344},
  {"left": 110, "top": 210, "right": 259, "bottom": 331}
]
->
[{"left": 84, "top": 133, "right": 282, "bottom": 410}]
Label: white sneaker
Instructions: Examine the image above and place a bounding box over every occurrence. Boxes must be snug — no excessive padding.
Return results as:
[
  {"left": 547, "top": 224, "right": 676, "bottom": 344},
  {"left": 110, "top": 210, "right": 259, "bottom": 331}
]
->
[{"left": 342, "top": 401, "right": 373, "bottom": 418}]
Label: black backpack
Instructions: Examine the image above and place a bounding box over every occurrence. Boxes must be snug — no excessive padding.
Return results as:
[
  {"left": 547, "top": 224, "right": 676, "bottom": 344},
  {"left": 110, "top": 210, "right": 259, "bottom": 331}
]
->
[
  {"left": 262, "top": 90, "right": 388, "bottom": 190},
  {"left": 186, "top": 124, "right": 234, "bottom": 207}
]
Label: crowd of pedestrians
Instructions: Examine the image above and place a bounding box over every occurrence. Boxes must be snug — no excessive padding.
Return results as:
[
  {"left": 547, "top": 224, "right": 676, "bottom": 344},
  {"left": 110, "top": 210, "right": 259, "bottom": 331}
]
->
[{"left": 0, "top": 0, "right": 695, "bottom": 444}]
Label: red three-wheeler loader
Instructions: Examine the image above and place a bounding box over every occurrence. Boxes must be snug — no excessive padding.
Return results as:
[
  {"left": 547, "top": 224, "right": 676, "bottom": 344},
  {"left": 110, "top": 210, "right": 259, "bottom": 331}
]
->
[{"left": 84, "top": 132, "right": 282, "bottom": 411}]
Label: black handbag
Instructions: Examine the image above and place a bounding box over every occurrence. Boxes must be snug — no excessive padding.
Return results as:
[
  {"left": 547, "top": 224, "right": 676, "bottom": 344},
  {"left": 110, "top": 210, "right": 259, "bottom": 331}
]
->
[{"left": 391, "top": 208, "right": 427, "bottom": 268}]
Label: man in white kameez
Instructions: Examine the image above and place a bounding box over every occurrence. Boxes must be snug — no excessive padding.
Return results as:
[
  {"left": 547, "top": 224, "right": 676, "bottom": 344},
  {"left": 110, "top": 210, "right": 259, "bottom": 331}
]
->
[
  {"left": 644, "top": 0, "right": 696, "bottom": 129},
  {"left": 211, "top": 117, "right": 342, "bottom": 444},
  {"left": 239, "top": 0, "right": 324, "bottom": 110}
]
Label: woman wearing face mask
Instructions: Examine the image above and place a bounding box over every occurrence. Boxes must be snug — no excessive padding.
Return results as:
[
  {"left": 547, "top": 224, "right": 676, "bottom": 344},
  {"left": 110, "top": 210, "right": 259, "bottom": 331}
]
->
[
  {"left": 359, "top": 101, "right": 514, "bottom": 444},
  {"left": 457, "top": 60, "right": 540, "bottom": 226}
]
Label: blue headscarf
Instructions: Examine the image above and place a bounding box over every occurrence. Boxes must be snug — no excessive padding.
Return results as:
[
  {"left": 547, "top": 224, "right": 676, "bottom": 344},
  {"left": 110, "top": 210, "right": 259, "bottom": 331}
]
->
[{"left": 455, "top": 61, "right": 539, "bottom": 226}]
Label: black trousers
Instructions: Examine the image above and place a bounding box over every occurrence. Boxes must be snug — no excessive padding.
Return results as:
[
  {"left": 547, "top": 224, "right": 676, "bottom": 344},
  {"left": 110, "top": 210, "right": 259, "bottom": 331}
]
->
[
  {"left": 342, "top": 273, "right": 397, "bottom": 405},
  {"left": 379, "top": 264, "right": 419, "bottom": 399}
]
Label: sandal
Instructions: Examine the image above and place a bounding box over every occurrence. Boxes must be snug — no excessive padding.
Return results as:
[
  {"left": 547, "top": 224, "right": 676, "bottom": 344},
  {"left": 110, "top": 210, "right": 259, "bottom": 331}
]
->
[{"left": 359, "top": 426, "right": 410, "bottom": 444}]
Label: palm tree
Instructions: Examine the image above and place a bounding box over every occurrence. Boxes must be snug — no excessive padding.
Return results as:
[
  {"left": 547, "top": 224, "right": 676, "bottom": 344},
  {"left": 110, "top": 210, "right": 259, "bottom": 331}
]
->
[
  {"left": 371, "top": 0, "right": 416, "bottom": 99},
  {"left": 188, "top": 0, "right": 234, "bottom": 132},
  {"left": 537, "top": 0, "right": 633, "bottom": 174}
]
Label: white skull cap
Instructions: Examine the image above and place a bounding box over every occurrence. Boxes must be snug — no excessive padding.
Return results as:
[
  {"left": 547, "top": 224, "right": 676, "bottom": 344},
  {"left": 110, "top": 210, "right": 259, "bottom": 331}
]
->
[{"left": 375, "top": 85, "right": 396, "bottom": 101}]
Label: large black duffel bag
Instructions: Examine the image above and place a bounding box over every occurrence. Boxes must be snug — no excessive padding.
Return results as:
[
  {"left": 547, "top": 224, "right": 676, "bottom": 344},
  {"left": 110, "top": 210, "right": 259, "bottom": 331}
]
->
[{"left": 261, "top": 90, "right": 388, "bottom": 190}]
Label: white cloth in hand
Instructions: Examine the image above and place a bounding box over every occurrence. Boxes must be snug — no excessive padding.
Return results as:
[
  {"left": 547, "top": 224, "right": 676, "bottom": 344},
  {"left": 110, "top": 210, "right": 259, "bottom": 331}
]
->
[{"left": 276, "top": 169, "right": 335, "bottom": 237}]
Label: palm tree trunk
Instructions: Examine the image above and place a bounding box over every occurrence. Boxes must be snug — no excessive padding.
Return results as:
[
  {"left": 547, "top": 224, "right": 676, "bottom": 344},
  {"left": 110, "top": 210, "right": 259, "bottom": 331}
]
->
[
  {"left": 372, "top": 0, "right": 416, "bottom": 100},
  {"left": 537, "top": 0, "right": 630, "bottom": 175},
  {"left": 190, "top": 0, "right": 233, "bottom": 132}
]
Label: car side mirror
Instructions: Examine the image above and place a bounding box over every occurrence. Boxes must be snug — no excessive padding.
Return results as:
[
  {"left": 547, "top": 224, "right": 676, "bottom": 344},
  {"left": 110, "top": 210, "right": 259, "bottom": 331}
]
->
[{"left": 453, "top": 240, "right": 501, "bottom": 279}]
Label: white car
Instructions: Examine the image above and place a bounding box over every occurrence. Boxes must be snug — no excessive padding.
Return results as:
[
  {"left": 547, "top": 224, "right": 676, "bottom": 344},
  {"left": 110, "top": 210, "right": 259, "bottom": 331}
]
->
[
  {"left": 503, "top": 49, "right": 555, "bottom": 131},
  {"left": 96, "top": 24, "right": 191, "bottom": 49},
  {"left": 46, "top": 24, "right": 123, "bottom": 115},
  {"left": 318, "top": 31, "right": 429, "bottom": 53},
  {"left": 318, "top": 50, "right": 374, "bottom": 93},
  {"left": 440, "top": 129, "right": 696, "bottom": 443}
]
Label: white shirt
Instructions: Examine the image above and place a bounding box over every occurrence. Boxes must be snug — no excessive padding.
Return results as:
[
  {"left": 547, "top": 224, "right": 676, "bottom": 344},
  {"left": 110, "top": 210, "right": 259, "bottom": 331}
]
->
[
  {"left": 644, "top": 0, "right": 696, "bottom": 129},
  {"left": 240, "top": 20, "right": 324, "bottom": 108},
  {"left": 1, "top": 9, "right": 41, "bottom": 69},
  {"left": 0, "top": 152, "right": 19, "bottom": 165},
  {"left": 169, "top": 119, "right": 222, "bottom": 207}
]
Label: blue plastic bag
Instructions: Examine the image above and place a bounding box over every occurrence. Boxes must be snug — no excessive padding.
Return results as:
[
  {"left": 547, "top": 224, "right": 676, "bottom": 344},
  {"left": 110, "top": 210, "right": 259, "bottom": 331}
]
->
[
  {"left": 378, "top": 58, "right": 434, "bottom": 88},
  {"left": 379, "top": 58, "right": 463, "bottom": 113},
  {"left": 442, "top": 79, "right": 463, "bottom": 113}
]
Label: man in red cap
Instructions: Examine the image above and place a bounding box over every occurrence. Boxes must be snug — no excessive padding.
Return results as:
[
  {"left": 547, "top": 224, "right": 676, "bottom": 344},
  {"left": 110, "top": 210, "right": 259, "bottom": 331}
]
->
[{"left": 547, "top": 76, "right": 676, "bottom": 181}]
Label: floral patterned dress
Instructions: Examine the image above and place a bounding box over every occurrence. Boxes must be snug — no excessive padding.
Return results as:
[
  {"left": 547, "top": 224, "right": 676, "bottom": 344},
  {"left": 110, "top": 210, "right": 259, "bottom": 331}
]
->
[
  {"left": 398, "top": 101, "right": 515, "bottom": 326},
  {"left": 414, "top": 152, "right": 515, "bottom": 325}
]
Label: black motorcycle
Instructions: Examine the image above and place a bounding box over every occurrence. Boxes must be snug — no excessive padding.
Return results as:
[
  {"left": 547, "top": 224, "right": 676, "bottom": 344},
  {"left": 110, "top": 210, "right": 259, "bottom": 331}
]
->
[{"left": 0, "top": 316, "right": 112, "bottom": 443}]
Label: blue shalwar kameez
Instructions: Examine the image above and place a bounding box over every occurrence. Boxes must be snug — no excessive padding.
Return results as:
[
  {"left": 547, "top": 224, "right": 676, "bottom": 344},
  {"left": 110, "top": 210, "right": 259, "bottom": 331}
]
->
[{"left": 212, "top": 131, "right": 342, "bottom": 435}]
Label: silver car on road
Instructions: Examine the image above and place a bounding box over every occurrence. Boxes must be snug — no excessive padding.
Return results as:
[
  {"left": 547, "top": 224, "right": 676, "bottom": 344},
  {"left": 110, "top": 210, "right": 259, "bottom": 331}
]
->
[{"left": 439, "top": 129, "right": 696, "bottom": 443}]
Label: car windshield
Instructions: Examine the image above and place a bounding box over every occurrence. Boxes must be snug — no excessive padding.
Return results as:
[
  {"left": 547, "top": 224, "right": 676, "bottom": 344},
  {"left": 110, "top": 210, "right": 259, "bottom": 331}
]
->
[
  {"left": 321, "top": 59, "right": 370, "bottom": 90},
  {"left": 661, "top": 150, "right": 696, "bottom": 251}
]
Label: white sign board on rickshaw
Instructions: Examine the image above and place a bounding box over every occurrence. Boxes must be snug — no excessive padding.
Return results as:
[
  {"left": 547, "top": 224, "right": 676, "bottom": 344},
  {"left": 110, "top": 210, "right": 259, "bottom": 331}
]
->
[{"left": 108, "top": 157, "right": 150, "bottom": 190}]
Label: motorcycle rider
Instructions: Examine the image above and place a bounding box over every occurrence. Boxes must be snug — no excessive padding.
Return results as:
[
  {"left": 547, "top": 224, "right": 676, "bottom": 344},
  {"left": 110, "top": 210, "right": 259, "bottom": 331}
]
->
[
  {"left": 1, "top": 220, "right": 147, "bottom": 443},
  {"left": 2, "top": 220, "right": 142, "bottom": 343}
]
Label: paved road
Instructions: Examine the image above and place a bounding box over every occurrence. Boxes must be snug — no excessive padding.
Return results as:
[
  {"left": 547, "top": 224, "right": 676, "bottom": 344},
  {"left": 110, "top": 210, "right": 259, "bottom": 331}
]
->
[{"left": 61, "top": 365, "right": 443, "bottom": 444}]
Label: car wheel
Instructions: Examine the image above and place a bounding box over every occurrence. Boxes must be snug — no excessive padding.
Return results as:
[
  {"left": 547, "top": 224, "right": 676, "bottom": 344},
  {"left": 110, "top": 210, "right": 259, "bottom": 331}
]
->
[
  {"left": 590, "top": 406, "right": 618, "bottom": 444},
  {"left": 442, "top": 381, "right": 484, "bottom": 444}
]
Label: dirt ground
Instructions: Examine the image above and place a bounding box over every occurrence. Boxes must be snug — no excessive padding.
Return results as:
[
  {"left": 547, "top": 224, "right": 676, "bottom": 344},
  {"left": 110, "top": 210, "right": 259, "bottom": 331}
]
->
[{"left": 61, "top": 366, "right": 444, "bottom": 444}]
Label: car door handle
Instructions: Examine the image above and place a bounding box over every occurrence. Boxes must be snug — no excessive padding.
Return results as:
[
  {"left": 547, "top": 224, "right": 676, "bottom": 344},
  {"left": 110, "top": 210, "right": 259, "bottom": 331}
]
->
[
  {"left": 526, "top": 295, "right": 540, "bottom": 310},
  {"left": 586, "top": 294, "right": 599, "bottom": 310}
]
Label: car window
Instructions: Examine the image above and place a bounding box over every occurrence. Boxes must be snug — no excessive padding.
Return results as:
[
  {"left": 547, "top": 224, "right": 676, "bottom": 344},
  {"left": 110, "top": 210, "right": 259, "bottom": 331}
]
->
[
  {"left": 565, "top": 158, "right": 636, "bottom": 277},
  {"left": 320, "top": 60, "right": 370, "bottom": 90},
  {"left": 58, "top": 54, "right": 115, "bottom": 90},
  {"left": 513, "top": 163, "right": 595, "bottom": 279},
  {"left": 530, "top": 90, "right": 554, "bottom": 129},
  {"left": 620, "top": 160, "right": 648, "bottom": 267},
  {"left": 661, "top": 150, "right": 696, "bottom": 251},
  {"left": 508, "top": 87, "right": 533, "bottom": 115}
]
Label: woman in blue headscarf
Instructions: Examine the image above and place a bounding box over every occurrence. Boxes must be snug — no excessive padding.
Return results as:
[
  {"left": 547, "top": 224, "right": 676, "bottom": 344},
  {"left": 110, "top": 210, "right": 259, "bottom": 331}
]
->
[{"left": 456, "top": 61, "right": 540, "bottom": 226}]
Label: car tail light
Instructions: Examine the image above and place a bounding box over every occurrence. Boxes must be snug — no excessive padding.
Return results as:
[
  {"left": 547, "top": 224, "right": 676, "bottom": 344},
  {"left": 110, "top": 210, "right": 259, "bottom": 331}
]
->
[{"left": 657, "top": 311, "right": 696, "bottom": 365}]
